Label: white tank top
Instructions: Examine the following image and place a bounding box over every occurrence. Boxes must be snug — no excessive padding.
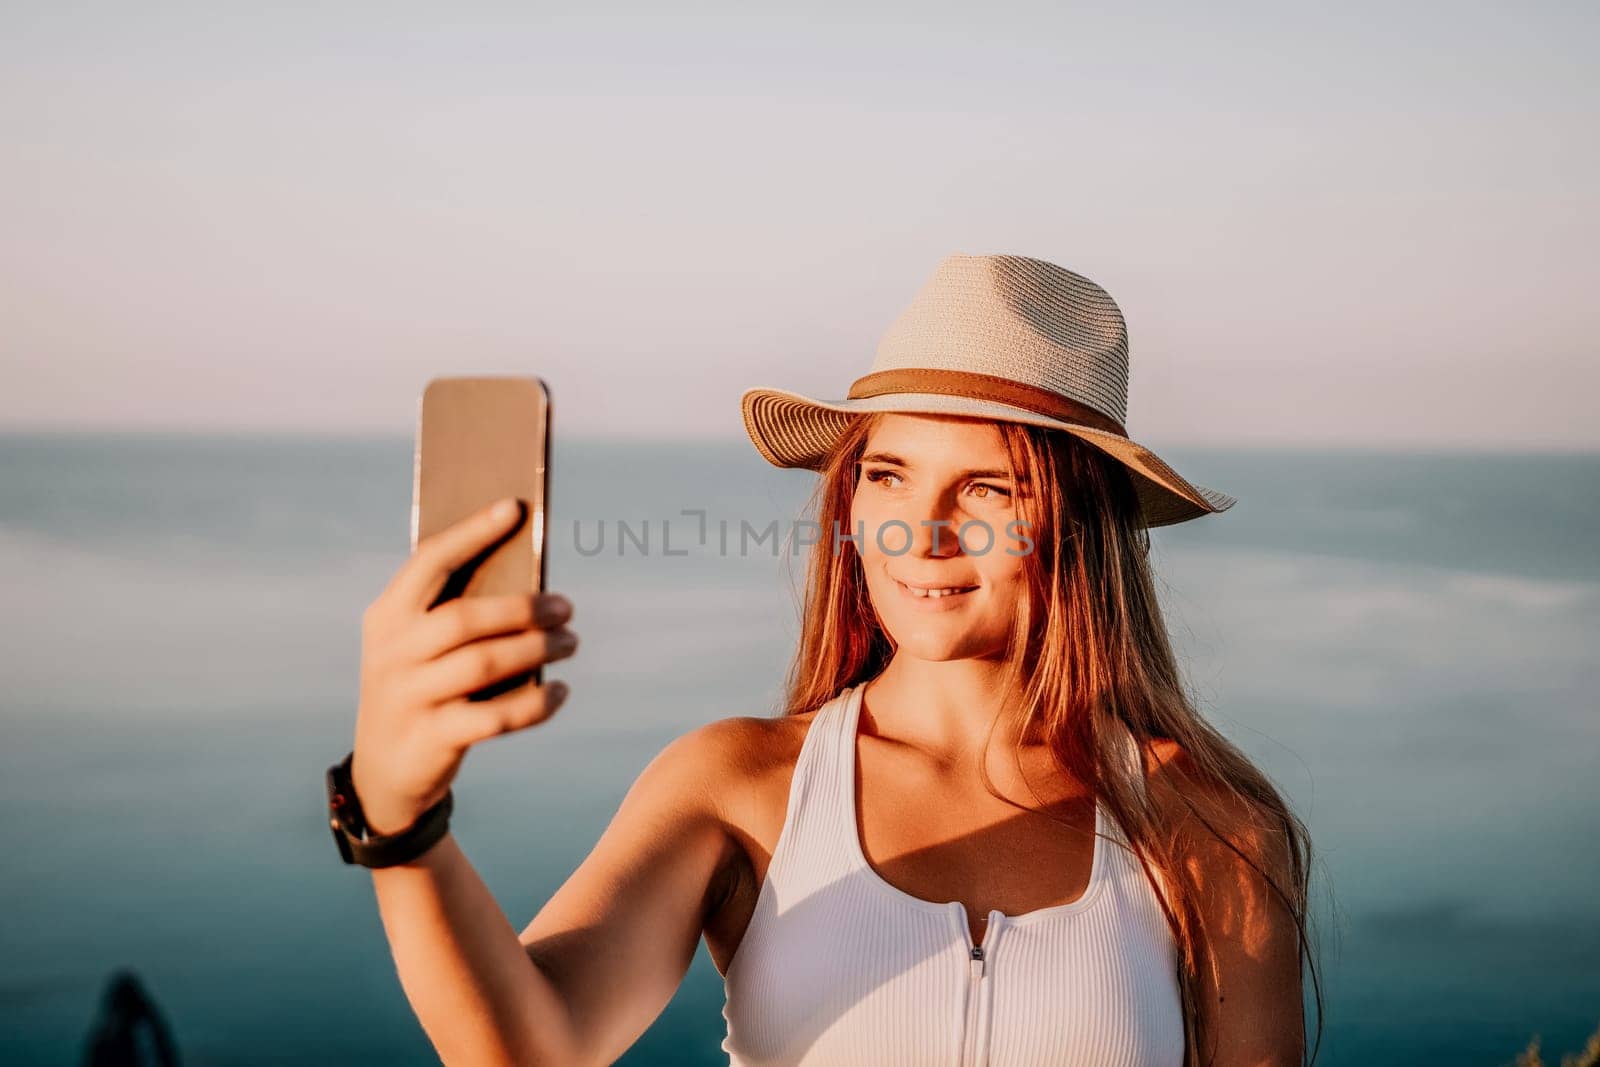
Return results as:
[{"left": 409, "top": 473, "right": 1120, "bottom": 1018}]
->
[{"left": 720, "top": 680, "right": 1186, "bottom": 1066}]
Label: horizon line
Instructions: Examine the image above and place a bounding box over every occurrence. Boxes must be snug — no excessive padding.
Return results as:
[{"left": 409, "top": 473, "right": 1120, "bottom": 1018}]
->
[{"left": 0, "top": 425, "right": 1597, "bottom": 457}]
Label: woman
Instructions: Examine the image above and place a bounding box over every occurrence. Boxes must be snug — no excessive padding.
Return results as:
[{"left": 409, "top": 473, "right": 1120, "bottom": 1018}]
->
[{"left": 341, "top": 254, "right": 1322, "bottom": 1066}]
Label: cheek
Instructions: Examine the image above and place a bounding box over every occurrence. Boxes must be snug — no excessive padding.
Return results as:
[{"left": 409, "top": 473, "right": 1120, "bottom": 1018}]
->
[
  {"left": 966, "top": 514, "right": 1030, "bottom": 599},
  {"left": 975, "top": 547, "right": 1027, "bottom": 604},
  {"left": 847, "top": 497, "right": 899, "bottom": 561}
]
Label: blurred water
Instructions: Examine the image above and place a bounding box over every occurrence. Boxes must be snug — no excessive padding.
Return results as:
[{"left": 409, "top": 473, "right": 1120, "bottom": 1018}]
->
[{"left": 1, "top": 432, "right": 1596, "bottom": 1065}]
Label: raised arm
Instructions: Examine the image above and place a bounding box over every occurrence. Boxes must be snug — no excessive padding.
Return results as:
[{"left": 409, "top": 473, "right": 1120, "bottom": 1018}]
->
[
  {"left": 367, "top": 721, "right": 742, "bottom": 1067},
  {"left": 514, "top": 719, "right": 747, "bottom": 1065},
  {"left": 349, "top": 497, "right": 742, "bottom": 1066}
]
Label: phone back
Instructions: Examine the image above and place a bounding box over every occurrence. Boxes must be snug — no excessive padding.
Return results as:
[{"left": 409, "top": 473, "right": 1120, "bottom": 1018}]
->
[{"left": 413, "top": 376, "right": 550, "bottom": 607}]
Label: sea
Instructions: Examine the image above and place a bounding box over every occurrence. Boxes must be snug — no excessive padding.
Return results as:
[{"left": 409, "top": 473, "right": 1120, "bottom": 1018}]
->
[{"left": 1, "top": 432, "right": 1596, "bottom": 1066}]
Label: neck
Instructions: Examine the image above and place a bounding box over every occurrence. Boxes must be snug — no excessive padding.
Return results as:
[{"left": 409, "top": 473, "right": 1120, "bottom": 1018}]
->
[{"left": 861, "top": 655, "right": 1042, "bottom": 764}]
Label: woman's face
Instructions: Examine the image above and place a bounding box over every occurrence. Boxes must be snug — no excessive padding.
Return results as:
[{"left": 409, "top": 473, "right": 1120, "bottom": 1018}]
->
[{"left": 849, "top": 413, "right": 1031, "bottom": 662}]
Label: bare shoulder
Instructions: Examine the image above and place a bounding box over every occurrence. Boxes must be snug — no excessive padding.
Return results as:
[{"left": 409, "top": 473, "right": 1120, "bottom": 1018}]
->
[
  {"left": 1140, "top": 737, "right": 1295, "bottom": 885},
  {"left": 531, "top": 708, "right": 819, "bottom": 937},
  {"left": 638, "top": 709, "right": 819, "bottom": 827}
]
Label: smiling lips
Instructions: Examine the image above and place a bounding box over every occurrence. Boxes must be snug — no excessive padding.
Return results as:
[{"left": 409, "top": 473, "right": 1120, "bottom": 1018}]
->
[{"left": 893, "top": 578, "right": 979, "bottom": 600}]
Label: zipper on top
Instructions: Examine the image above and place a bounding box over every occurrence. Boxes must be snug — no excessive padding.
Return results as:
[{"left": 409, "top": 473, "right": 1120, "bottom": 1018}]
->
[
  {"left": 957, "top": 907, "right": 1000, "bottom": 1067},
  {"left": 961, "top": 945, "right": 984, "bottom": 1066}
]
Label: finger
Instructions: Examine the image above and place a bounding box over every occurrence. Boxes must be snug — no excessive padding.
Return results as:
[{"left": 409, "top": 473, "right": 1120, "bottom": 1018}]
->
[
  {"left": 410, "top": 626, "right": 579, "bottom": 706},
  {"left": 400, "top": 592, "right": 572, "bottom": 663},
  {"left": 387, "top": 497, "right": 528, "bottom": 612},
  {"left": 434, "top": 680, "right": 571, "bottom": 749}
]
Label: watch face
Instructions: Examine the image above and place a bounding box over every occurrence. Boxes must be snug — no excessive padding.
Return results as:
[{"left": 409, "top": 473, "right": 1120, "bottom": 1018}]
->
[
  {"left": 326, "top": 759, "right": 363, "bottom": 862},
  {"left": 329, "top": 791, "right": 359, "bottom": 833}
]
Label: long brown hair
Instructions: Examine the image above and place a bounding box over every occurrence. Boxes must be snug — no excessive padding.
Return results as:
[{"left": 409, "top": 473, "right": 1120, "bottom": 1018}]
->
[{"left": 774, "top": 411, "right": 1325, "bottom": 1066}]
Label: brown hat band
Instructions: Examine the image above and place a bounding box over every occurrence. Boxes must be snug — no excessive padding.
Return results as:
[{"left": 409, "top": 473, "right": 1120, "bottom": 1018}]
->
[{"left": 846, "top": 368, "right": 1129, "bottom": 439}]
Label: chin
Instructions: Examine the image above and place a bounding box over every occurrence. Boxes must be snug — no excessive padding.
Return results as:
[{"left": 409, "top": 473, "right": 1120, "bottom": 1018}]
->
[{"left": 884, "top": 626, "right": 1000, "bottom": 663}]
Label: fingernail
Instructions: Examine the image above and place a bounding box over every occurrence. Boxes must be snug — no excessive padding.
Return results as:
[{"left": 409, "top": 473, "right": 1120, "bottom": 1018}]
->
[
  {"left": 536, "top": 594, "right": 569, "bottom": 626},
  {"left": 548, "top": 680, "right": 570, "bottom": 701},
  {"left": 493, "top": 497, "right": 520, "bottom": 521}
]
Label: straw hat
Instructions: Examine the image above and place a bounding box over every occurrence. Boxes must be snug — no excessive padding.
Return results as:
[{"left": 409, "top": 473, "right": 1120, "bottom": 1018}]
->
[{"left": 740, "top": 253, "right": 1237, "bottom": 529}]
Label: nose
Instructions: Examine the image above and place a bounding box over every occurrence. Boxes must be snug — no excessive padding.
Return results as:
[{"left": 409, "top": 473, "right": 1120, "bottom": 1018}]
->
[{"left": 902, "top": 492, "right": 965, "bottom": 560}]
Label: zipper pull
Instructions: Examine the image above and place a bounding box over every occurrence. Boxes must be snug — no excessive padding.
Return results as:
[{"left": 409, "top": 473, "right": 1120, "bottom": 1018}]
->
[{"left": 969, "top": 945, "right": 985, "bottom": 979}]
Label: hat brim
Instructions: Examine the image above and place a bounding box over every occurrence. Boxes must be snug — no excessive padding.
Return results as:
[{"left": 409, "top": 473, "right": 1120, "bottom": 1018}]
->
[{"left": 741, "top": 387, "right": 1237, "bottom": 529}]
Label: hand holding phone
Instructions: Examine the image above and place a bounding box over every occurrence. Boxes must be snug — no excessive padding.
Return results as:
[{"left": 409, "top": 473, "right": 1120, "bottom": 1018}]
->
[
  {"left": 348, "top": 376, "right": 570, "bottom": 836},
  {"left": 352, "top": 498, "right": 578, "bottom": 835}
]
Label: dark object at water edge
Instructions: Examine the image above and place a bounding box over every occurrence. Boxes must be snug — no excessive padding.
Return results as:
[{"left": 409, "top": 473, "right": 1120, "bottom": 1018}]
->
[{"left": 81, "top": 968, "right": 181, "bottom": 1067}]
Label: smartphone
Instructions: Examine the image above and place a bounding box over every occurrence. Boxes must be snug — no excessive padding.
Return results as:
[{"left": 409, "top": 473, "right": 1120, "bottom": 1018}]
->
[{"left": 412, "top": 376, "right": 551, "bottom": 700}]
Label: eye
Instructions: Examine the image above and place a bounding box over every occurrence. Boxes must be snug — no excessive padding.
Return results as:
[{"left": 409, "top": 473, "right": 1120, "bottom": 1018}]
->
[
  {"left": 863, "top": 468, "right": 903, "bottom": 488},
  {"left": 968, "top": 482, "right": 1012, "bottom": 501}
]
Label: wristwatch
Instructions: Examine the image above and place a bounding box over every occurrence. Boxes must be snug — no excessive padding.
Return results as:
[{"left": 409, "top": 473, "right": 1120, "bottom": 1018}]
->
[{"left": 326, "top": 752, "right": 454, "bottom": 868}]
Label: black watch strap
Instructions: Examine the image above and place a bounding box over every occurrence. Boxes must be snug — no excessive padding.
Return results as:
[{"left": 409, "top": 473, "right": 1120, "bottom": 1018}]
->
[{"left": 326, "top": 752, "right": 453, "bottom": 868}]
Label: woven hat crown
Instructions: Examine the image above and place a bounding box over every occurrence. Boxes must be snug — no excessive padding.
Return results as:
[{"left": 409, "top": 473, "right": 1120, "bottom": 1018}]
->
[{"left": 870, "top": 254, "right": 1130, "bottom": 427}]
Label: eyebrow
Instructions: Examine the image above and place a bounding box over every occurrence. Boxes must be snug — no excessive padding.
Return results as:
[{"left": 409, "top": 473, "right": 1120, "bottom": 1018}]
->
[{"left": 860, "top": 451, "right": 1014, "bottom": 480}]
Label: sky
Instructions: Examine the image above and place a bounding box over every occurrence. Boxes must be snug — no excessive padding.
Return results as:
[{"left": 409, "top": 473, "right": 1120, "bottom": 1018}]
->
[{"left": 1, "top": 1, "right": 1595, "bottom": 449}]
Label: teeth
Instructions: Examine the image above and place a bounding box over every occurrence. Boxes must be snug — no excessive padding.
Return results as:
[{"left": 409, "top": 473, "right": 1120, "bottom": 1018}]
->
[{"left": 904, "top": 583, "right": 974, "bottom": 598}]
